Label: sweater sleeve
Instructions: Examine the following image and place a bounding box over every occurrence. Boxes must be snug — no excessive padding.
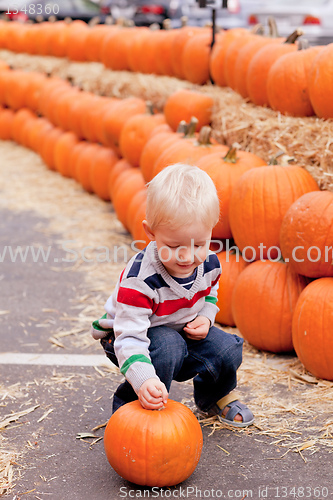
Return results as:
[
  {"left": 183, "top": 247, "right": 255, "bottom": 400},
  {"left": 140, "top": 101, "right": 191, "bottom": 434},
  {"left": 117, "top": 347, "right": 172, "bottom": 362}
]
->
[
  {"left": 197, "top": 253, "right": 221, "bottom": 325},
  {"left": 198, "top": 278, "right": 220, "bottom": 325},
  {"left": 113, "top": 277, "right": 159, "bottom": 394}
]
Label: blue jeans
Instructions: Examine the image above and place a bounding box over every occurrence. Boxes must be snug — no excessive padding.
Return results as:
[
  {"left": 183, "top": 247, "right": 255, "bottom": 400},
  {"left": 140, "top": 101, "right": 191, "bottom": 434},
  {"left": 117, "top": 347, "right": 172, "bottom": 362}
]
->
[{"left": 101, "top": 325, "right": 244, "bottom": 413}]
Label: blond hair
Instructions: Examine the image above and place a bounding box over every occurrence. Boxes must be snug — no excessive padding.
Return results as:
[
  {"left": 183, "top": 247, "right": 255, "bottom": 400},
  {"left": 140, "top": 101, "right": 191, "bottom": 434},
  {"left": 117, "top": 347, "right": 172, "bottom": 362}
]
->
[{"left": 145, "top": 163, "right": 220, "bottom": 230}]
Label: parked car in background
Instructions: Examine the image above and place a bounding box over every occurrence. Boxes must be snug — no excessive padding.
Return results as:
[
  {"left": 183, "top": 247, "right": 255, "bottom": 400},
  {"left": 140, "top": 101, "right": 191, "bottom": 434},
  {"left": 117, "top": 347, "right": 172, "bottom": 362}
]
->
[
  {"left": 243, "top": 0, "right": 333, "bottom": 45},
  {"left": 0, "top": 0, "right": 103, "bottom": 22},
  {"left": 103, "top": 0, "right": 188, "bottom": 27}
]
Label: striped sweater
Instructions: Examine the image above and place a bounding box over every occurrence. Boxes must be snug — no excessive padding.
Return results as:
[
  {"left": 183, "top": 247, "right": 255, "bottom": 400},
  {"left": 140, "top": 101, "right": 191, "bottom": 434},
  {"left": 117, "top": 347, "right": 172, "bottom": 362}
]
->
[{"left": 91, "top": 241, "right": 221, "bottom": 393}]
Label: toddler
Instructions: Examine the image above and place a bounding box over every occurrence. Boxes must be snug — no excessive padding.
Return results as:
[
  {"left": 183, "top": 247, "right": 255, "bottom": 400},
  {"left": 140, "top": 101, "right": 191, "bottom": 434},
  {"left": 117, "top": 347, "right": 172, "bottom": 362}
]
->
[{"left": 91, "top": 163, "right": 254, "bottom": 427}]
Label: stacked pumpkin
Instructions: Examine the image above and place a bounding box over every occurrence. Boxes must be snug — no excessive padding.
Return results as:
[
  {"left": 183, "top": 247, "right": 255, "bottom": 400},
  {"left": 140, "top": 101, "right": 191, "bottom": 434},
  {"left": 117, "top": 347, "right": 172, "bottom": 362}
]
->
[
  {"left": 206, "top": 150, "right": 332, "bottom": 381},
  {"left": 0, "top": 61, "right": 331, "bottom": 381},
  {"left": 2, "top": 19, "right": 333, "bottom": 118}
]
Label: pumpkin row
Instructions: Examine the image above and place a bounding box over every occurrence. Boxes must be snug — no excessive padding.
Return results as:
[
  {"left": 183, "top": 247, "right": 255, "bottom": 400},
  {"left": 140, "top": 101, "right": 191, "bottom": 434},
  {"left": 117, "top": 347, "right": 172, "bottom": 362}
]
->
[
  {"left": 1, "top": 64, "right": 328, "bottom": 278},
  {"left": 1, "top": 20, "right": 333, "bottom": 119},
  {"left": 1, "top": 67, "right": 332, "bottom": 380}
]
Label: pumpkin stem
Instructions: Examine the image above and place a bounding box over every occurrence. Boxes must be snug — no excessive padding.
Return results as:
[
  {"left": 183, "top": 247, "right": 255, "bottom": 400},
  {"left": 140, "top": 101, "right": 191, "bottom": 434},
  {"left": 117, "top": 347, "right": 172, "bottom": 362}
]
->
[
  {"left": 105, "top": 15, "right": 114, "bottom": 25},
  {"left": 197, "top": 126, "right": 212, "bottom": 145},
  {"left": 222, "top": 146, "right": 238, "bottom": 164},
  {"left": 149, "top": 22, "right": 160, "bottom": 30},
  {"left": 284, "top": 29, "right": 303, "bottom": 44},
  {"left": 146, "top": 101, "right": 155, "bottom": 115},
  {"left": 267, "top": 16, "right": 279, "bottom": 37},
  {"left": 251, "top": 23, "right": 265, "bottom": 35},
  {"left": 88, "top": 16, "right": 100, "bottom": 27},
  {"left": 185, "top": 116, "right": 199, "bottom": 137},
  {"left": 162, "top": 19, "right": 171, "bottom": 30},
  {"left": 116, "top": 17, "right": 126, "bottom": 26},
  {"left": 176, "top": 120, "right": 188, "bottom": 135},
  {"left": 268, "top": 150, "right": 285, "bottom": 165},
  {"left": 297, "top": 39, "right": 310, "bottom": 50},
  {"left": 181, "top": 15, "right": 188, "bottom": 27}
]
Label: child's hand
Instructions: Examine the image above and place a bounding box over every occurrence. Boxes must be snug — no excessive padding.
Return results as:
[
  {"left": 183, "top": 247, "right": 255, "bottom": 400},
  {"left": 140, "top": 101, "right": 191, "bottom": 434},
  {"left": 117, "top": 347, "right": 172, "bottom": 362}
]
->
[
  {"left": 183, "top": 315, "right": 210, "bottom": 340},
  {"left": 138, "top": 378, "right": 168, "bottom": 410}
]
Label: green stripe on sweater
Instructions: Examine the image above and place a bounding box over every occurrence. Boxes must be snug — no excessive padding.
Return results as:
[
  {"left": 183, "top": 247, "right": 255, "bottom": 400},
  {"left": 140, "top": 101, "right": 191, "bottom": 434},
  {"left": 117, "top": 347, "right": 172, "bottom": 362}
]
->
[
  {"left": 92, "top": 313, "right": 112, "bottom": 333},
  {"left": 205, "top": 296, "right": 217, "bottom": 305},
  {"left": 120, "top": 354, "right": 152, "bottom": 376}
]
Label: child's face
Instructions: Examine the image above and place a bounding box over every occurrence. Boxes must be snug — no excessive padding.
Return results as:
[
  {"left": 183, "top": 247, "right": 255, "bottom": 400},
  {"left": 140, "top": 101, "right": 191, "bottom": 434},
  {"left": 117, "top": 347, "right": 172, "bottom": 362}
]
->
[{"left": 145, "top": 220, "right": 212, "bottom": 278}]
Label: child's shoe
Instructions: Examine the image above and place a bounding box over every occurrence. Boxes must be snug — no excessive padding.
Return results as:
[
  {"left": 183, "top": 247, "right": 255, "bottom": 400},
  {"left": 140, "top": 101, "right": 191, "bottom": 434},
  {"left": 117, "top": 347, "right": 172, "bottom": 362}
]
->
[{"left": 203, "top": 392, "right": 254, "bottom": 428}]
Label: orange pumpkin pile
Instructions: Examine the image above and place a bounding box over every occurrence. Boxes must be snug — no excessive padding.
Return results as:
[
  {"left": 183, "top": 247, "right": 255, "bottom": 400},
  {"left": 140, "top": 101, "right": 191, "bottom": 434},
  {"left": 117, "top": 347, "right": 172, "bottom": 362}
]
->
[
  {"left": 0, "top": 19, "right": 332, "bottom": 117},
  {"left": 0, "top": 33, "right": 331, "bottom": 381}
]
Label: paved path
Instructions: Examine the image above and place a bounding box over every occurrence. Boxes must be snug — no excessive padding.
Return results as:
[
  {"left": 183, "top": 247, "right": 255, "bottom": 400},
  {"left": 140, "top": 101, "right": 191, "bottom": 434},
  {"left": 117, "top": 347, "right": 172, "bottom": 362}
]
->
[{"left": 1, "top": 207, "right": 332, "bottom": 500}]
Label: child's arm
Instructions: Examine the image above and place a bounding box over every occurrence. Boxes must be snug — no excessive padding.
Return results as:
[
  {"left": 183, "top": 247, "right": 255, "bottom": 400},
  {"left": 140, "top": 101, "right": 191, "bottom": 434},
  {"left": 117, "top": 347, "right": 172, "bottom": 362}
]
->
[
  {"left": 112, "top": 279, "right": 169, "bottom": 406},
  {"left": 183, "top": 315, "right": 211, "bottom": 339},
  {"left": 184, "top": 263, "right": 221, "bottom": 339},
  {"left": 138, "top": 378, "right": 168, "bottom": 410}
]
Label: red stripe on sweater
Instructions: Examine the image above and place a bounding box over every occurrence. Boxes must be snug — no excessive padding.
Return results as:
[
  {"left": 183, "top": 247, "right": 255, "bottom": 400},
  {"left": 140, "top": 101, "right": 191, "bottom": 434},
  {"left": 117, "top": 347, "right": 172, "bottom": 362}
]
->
[
  {"left": 154, "top": 288, "right": 211, "bottom": 316},
  {"left": 212, "top": 275, "right": 220, "bottom": 286},
  {"left": 117, "top": 287, "right": 154, "bottom": 311},
  {"left": 117, "top": 280, "right": 218, "bottom": 316}
]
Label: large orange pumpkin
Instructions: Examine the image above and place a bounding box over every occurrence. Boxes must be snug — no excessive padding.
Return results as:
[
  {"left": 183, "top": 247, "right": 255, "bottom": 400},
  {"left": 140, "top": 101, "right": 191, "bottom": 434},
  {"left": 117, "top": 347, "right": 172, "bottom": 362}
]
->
[
  {"left": 131, "top": 194, "right": 150, "bottom": 250},
  {"left": 119, "top": 110, "right": 166, "bottom": 167},
  {"left": 126, "top": 188, "right": 147, "bottom": 237},
  {"left": 233, "top": 34, "right": 283, "bottom": 98},
  {"left": 101, "top": 27, "right": 140, "bottom": 71},
  {"left": 152, "top": 126, "right": 226, "bottom": 179},
  {"left": 223, "top": 30, "right": 257, "bottom": 90},
  {"left": 0, "top": 107, "right": 15, "bottom": 141},
  {"left": 27, "top": 117, "right": 53, "bottom": 153},
  {"left": 102, "top": 97, "right": 146, "bottom": 153},
  {"left": 154, "top": 28, "right": 179, "bottom": 77},
  {"left": 40, "top": 126, "right": 63, "bottom": 171},
  {"left": 171, "top": 26, "right": 203, "bottom": 80},
  {"left": 48, "top": 21, "right": 70, "bottom": 58},
  {"left": 104, "top": 399, "right": 203, "bottom": 487},
  {"left": 108, "top": 158, "right": 133, "bottom": 202},
  {"left": 10, "top": 108, "right": 36, "bottom": 145},
  {"left": 196, "top": 147, "right": 266, "bottom": 239},
  {"left": 112, "top": 168, "right": 146, "bottom": 231},
  {"left": 89, "top": 146, "right": 118, "bottom": 201},
  {"left": 140, "top": 129, "right": 181, "bottom": 183},
  {"left": 246, "top": 30, "right": 302, "bottom": 107},
  {"left": 75, "top": 142, "right": 102, "bottom": 192},
  {"left": 267, "top": 45, "right": 323, "bottom": 117},
  {"left": 163, "top": 89, "right": 214, "bottom": 133},
  {"left": 232, "top": 260, "right": 308, "bottom": 352},
  {"left": 215, "top": 250, "right": 248, "bottom": 327},
  {"left": 292, "top": 278, "right": 333, "bottom": 381},
  {"left": 280, "top": 190, "right": 333, "bottom": 278},
  {"left": 308, "top": 43, "right": 333, "bottom": 119},
  {"left": 4, "top": 70, "right": 32, "bottom": 111},
  {"left": 24, "top": 72, "right": 47, "bottom": 113},
  {"left": 53, "top": 131, "right": 79, "bottom": 178},
  {"left": 138, "top": 29, "right": 166, "bottom": 75},
  {"left": 229, "top": 165, "right": 319, "bottom": 261},
  {"left": 84, "top": 24, "right": 110, "bottom": 62},
  {"left": 181, "top": 30, "right": 213, "bottom": 85},
  {"left": 66, "top": 21, "right": 90, "bottom": 62},
  {"left": 209, "top": 27, "right": 248, "bottom": 87}
]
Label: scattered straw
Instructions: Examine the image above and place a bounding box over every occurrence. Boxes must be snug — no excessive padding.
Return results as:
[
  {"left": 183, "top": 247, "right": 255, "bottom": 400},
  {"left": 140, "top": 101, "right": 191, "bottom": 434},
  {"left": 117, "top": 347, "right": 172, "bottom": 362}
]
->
[
  {"left": 0, "top": 445, "right": 16, "bottom": 496},
  {"left": 1, "top": 49, "right": 332, "bottom": 191},
  {"left": 0, "top": 121, "right": 332, "bottom": 465}
]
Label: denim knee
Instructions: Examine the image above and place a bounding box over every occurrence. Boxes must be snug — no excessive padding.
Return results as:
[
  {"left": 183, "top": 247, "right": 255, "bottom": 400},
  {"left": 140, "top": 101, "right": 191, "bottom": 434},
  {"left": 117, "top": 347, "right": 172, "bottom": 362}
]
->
[
  {"left": 192, "top": 326, "right": 243, "bottom": 382},
  {"left": 148, "top": 326, "right": 188, "bottom": 382}
]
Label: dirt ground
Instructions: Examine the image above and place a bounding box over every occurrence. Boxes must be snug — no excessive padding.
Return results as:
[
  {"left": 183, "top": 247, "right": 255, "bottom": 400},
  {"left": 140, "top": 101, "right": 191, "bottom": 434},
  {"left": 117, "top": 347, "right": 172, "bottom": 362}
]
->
[{"left": 0, "top": 140, "right": 332, "bottom": 500}]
